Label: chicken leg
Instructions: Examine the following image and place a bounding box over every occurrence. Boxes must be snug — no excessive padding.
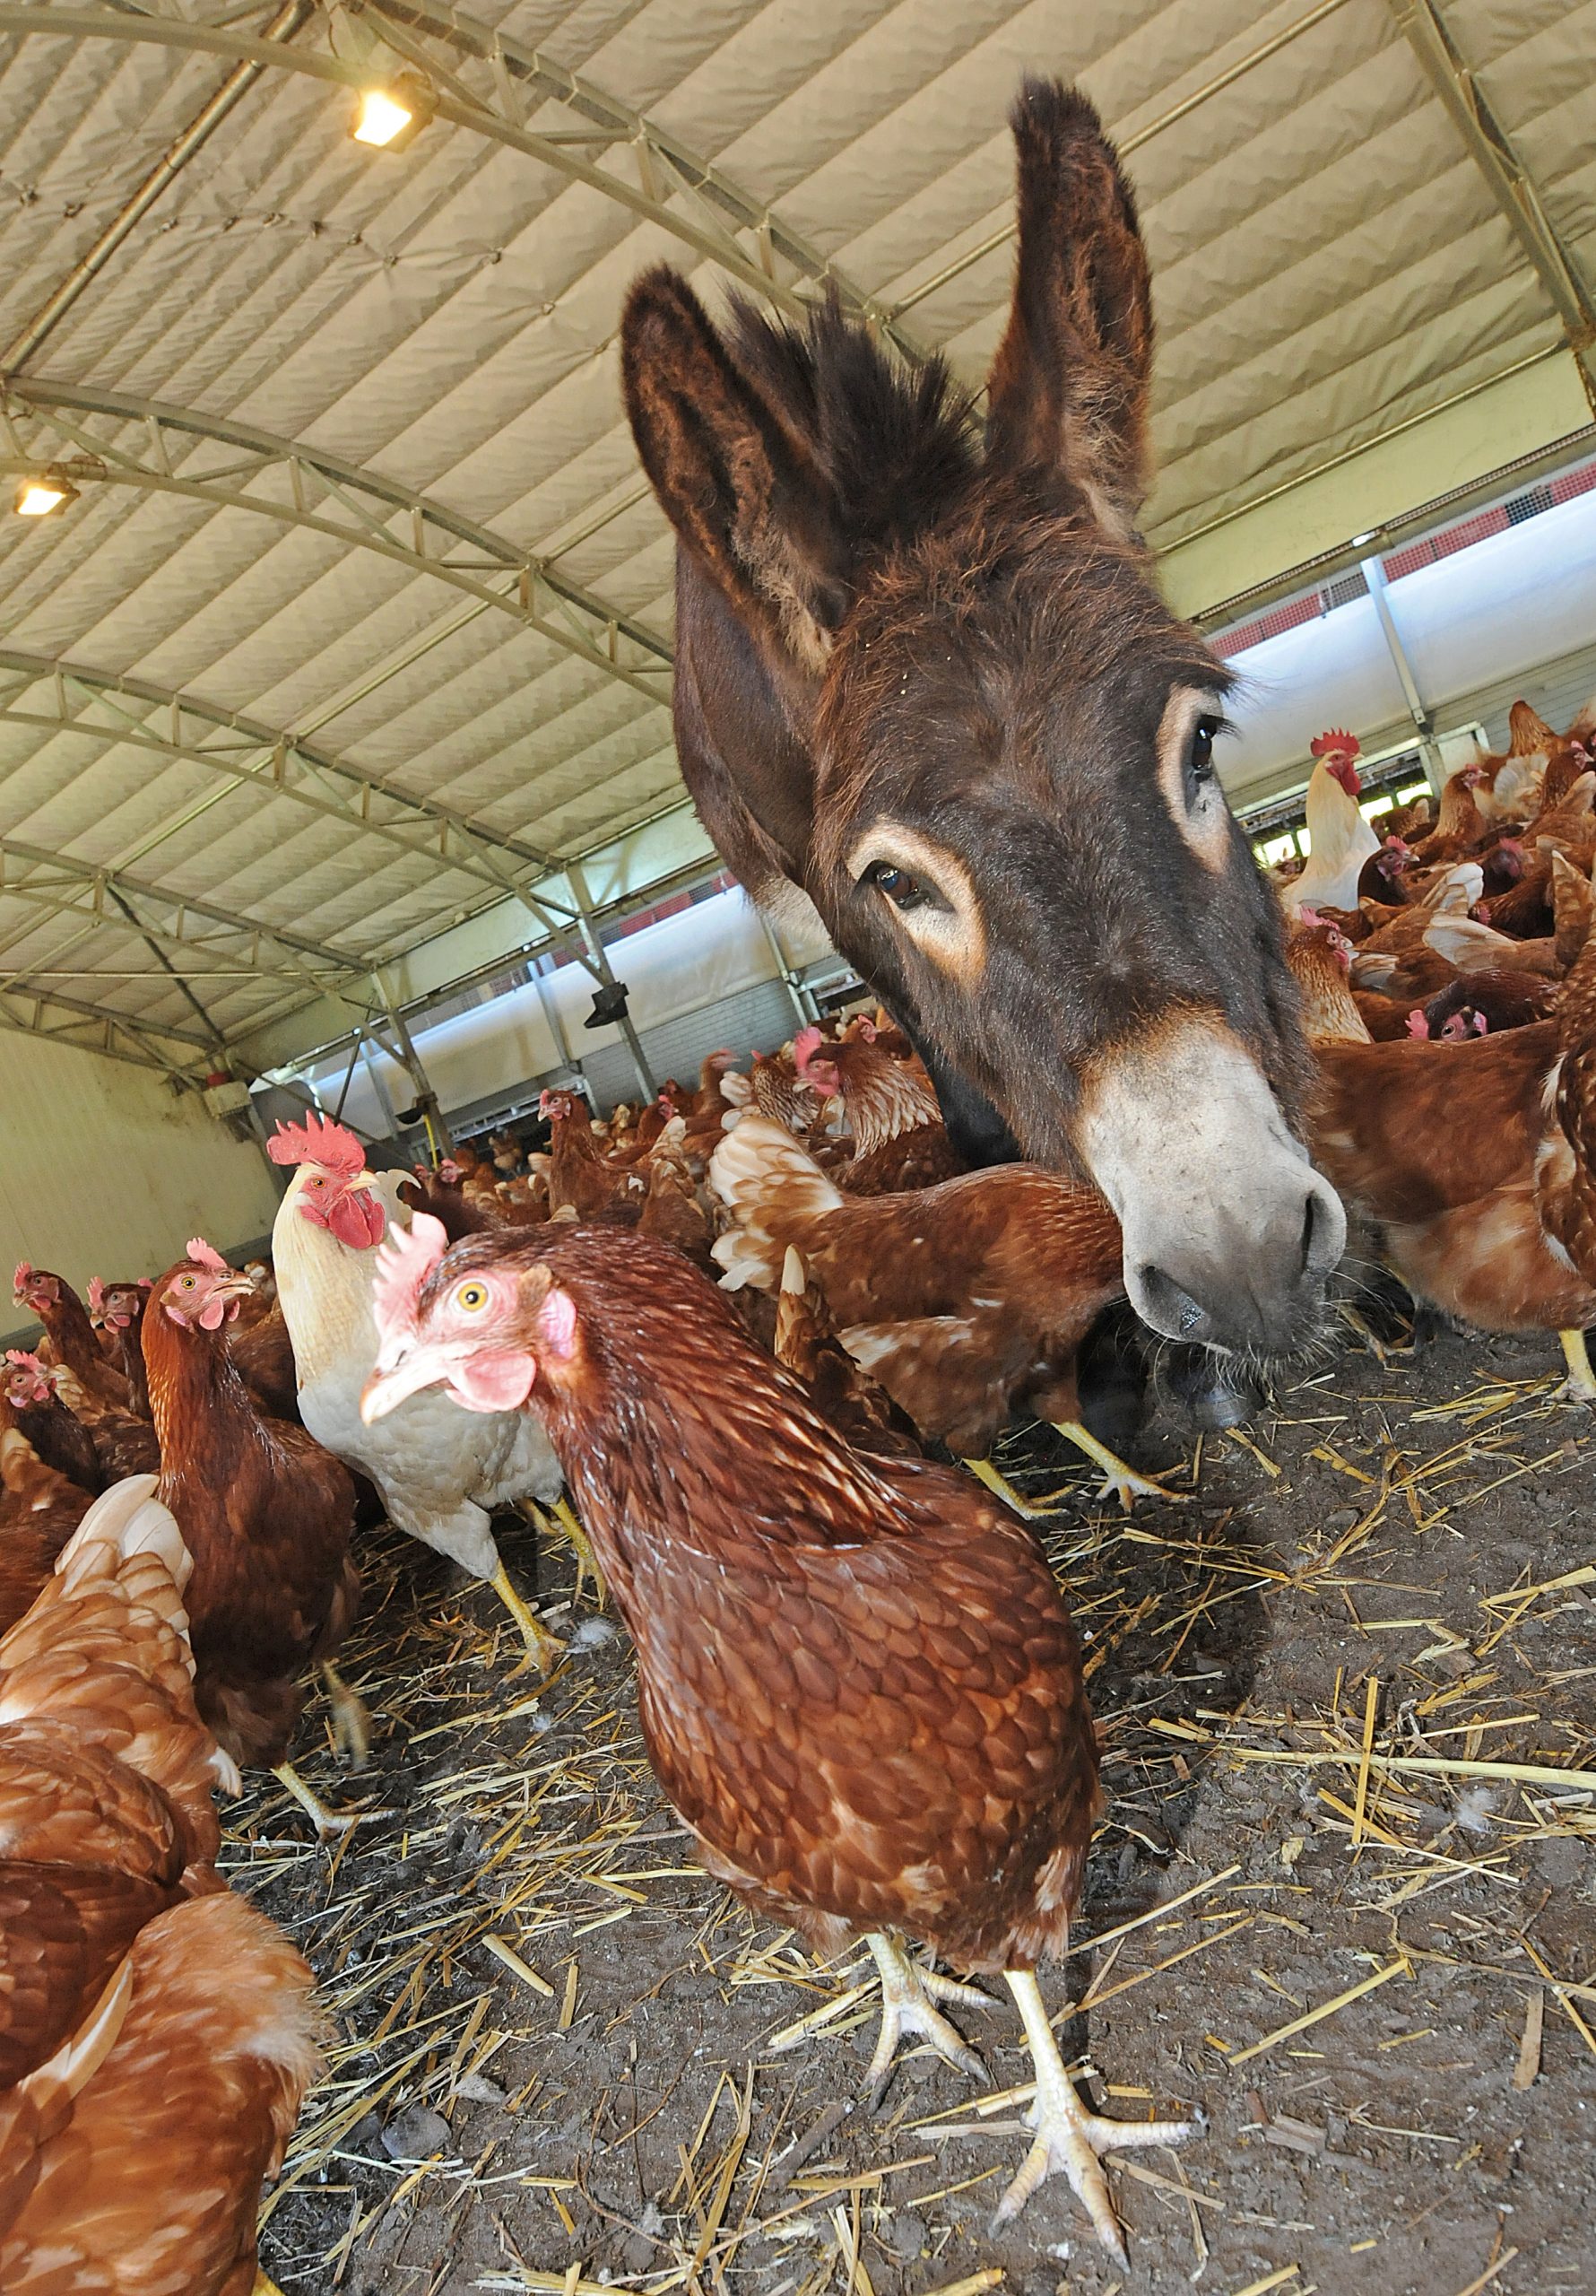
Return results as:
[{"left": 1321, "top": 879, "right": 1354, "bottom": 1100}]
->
[
  {"left": 993, "top": 1969, "right": 1195, "bottom": 2259},
  {"left": 862, "top": 1932, "right": 990, "bottom": 2106},
  {"left": 1557, "top": 1327, "right": 1596, "bottom": 1401},
  {"left": 552, "top": 1494, "right": 608, "bottom": 1608},
  {"left": 320, "top": 1660, "right": 369, "bottom": 1764},
  {"left": 1049, "top": 1421, "right": 1188, "bottom": 1511},
  {"left": 271, "top": 1762, "right": 363, "bottom": 1839},
  {"left": 962, "top": 1456, "right": 1066, "bottom": 1520},
  {"left": 488, "top": 1558, "right": 565, "bottom": 1674}
]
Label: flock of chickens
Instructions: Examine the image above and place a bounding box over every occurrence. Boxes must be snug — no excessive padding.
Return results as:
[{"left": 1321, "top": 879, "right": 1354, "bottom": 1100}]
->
[{"left": 3, "top": 691, "right": 1594, "bottom": 2285}]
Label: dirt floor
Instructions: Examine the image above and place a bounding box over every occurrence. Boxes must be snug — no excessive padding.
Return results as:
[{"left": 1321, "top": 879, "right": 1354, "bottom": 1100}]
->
[{"left": 239, "top": 1307, "right": 1596, "bottom": 2296}]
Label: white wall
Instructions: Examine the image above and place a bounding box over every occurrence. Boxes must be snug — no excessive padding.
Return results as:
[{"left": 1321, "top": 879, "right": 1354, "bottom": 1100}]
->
[
  {"left": 0, "top": 1031, "right": 282, "bottom": 1300},
  {"left": 309, "top": 883, "right": 826, "bottom": 1136},
  {"left": 1220, "top": 486, "right": 1596, "bottom": 804}
]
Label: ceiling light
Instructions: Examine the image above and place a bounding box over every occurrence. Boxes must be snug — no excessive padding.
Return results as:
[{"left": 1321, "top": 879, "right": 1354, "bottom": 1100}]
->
[
  {"left": 14, "top": 474, "right": 78, "bottom": 517},
  {"left": 351, "top": 72, "right": 435, "bottom": 151}
]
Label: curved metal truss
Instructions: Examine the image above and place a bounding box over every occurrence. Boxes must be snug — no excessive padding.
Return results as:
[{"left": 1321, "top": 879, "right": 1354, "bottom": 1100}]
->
[
  {"left": 0, "top": 1, "right": 921, "bottom": 360},
  {"left": 0, "top": 381, "right": 673, "bottom": 701}
]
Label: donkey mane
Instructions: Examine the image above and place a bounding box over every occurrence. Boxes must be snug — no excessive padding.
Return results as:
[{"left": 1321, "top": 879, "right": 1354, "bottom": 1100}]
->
[{"left": 726, "top": 292, "right": 980, "bottom": 561}]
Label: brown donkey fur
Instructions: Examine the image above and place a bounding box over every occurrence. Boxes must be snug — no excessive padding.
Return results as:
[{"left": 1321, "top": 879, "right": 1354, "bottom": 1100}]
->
[{"left": 621, "top": 80, "right": 1343, "bottom": 1358}]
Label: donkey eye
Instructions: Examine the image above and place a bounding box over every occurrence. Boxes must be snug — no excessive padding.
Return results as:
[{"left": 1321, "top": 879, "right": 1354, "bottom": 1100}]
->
[
  {"left": 863, "top": 861, "right": 934, "bottom": 913},
  {"left": 1188, "top": 717, "right": 1220, "bottom": 786}
]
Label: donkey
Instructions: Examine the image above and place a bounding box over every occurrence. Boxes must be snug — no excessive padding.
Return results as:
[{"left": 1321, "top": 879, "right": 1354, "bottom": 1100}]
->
[{"left": 620, "top": 77, "right": 1344, "bottom": 1359}]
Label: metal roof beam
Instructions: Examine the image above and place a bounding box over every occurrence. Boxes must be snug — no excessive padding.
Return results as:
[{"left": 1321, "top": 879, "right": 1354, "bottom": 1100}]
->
[
  {"left": 1386, "top": 0, "right": 1596, "bottom": 412},
  {"left": 0, "top": 4, "right": 920, "bottom": 358},
  {"left": 0, "top": 385, "right": 672, "bottom": 706},
  {"left": 0, "top": 988, "right": 208, "bottom": 1079}
]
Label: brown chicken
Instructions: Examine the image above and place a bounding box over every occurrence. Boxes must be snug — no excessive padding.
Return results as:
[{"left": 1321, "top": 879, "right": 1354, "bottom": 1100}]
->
[
  {"left": 47, "top": 1362, "right": 160, "bottom": 1486},
  {"left": 3, "top": 1352, "right": 101, "bottom": 1495},
  {"left": 794, "top": 1023, "right": 964, "bottom": 1193},
  {"left": 0, "top": 1393, "right": 94, "bottom": 1635},
  {"left": 772, "top": 1248, "right": 921, "bottom": 1459},
  {"left": 361, "top": 1222, "right": 1192, "bottom": 2259},
  {"left": 0, "top": 1479, "right": 322, "bottom": 2292},
  {"left": 87, "top": 1277, "right": 153, "bottom": 1418},
  {"left": 143, "top": 1242, "right": 362, "bottom": 1834},
  {"left": 1290, "top": 928, "right": 1596, "bottom": 1390},
  {"left": 12, "top": 1264, "right": 131, "bottom": 1410},
  {"left": 708, "top": 1114, "right": 1176, "bottom": 1511},
  {"left": 541, "top": 1090, "right": 645, "bottom": 1223}
]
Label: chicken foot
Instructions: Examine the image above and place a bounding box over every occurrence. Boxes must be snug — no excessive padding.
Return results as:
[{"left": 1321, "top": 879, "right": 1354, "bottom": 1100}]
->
[
  {"left": 961, "top": 1456, "right": 1066, "bottom": 1520},
  {"left": 552, "top": 1494, "right": 608, "bottom": 1609},
  {"left": 993, "top": 1970, "right": 1195, "bottom": 2259},
  {"left": 271, "top": 1762, "right": 364, "bottom": 1839},
  {"left": 1557, "top": 1327, "right": 1596, "bottom": 1402},
  {"left": 320, "top": 1660, "right": 370, "bottom": 1764},
  {"left": 862, "top": 1932, "right": 990, "bottom": 2107},
  {"left": 488, "top": 1557, "right": 566, "bottom": 1674},
  {"left": 253, "top": 2276, "right": 289, "bottom": 2296},
  {"left": 1048, "top": 1421, "right": 1188, "bottom": 1512}
]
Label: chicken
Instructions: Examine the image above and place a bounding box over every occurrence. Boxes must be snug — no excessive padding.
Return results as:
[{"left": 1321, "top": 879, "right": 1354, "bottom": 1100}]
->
[
  {"left": 708, "top": 1114, "right": 1176, "bottom": 1511},
  {"left": 12, "top": 1264, "right": 131, "bottom": 1410},
  {"left": 47, "top": 1361, "right": 160, "bottom": 1485},
  {"left": 1410, "top": 970, "right": 1559, "bottom": 1040},
  {"left": 225, "top": 1300, "right": 302, "bottom": 1422},
  {"left": 143, "top": 1239, "right": 363, "bottom": 1835},
  {"left": 772, "top": 1247, "right": 922, "bottom": 1458},
  {"left": 360, "top": 1222, "right": 1193, "bottom": 2259},
  {"left": 1291, "top": 930, "right": 1596, "bottom": 1392},
  {"left": 542, "top": 1089, "right": 644, "bottom": 1223},
  {"left": 1473, "top": 698, "right": 1554, "bottom": 825},
  {"left": 1410, "top": 763, "right": 1490, "bottom": 865},
  {"left": 267, "top": 1114, "right": 574, "bottom": 1672},
  {"left": 0, "top": 1480, "right": 321, "bottom": 2292},
  {"left": 634, "top": 1116, "right": 716, "bottom": 1267},
  {"left": 87, "top": 1276, "right": 152, "bottom": 1417},
  {"left": 1279, "top": 731, "right": 1381, "bottom": 917},
  {"left": 3, "top": 1352, "right": 101, "bottom": 1494},
  {"left": 0, "top": 1390, "right": 94, "bottom": 1634},
  {"left": 793, "top": 1022, "right": 964, "bottom": 1193}
]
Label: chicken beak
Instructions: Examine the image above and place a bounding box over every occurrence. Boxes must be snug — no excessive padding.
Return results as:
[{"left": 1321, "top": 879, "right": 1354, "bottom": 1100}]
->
[
  {"left": 214, "top": 1273, "right": 256, "bottom": 1305},
  {"left": 360, "top": 1346, "right": 449, "bottom": 1424}
]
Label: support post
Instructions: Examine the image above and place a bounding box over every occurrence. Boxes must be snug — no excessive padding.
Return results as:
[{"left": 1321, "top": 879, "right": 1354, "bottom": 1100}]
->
[
  {"left": 1359, "top": 553, "right": 1444, "bottom": 793},
  {"left": 565, "top": 860, "right": 655, "bottom": 1101}
]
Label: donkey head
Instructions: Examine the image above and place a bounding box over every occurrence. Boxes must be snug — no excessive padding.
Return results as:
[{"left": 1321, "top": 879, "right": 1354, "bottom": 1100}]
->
[{"left": 621, "top": 78, "right": 1343, "bottom": 1356}]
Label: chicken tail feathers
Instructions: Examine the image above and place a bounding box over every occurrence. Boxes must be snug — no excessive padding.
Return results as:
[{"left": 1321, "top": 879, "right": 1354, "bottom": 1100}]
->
[
  {"left": 54, "top": 1474, "right": 192, "bottom": 1594},
  {"left": 708, "top": 1117, "right": 845, "bottom": 1292}
]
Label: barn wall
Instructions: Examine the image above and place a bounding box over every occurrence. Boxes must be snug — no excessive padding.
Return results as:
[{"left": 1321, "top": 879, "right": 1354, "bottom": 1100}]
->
[{"left": 0, "top": 1031, "right": 282, "bottom": 1299}]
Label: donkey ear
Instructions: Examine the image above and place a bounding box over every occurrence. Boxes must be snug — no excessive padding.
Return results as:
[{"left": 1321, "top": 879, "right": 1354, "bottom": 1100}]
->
[
  {"left": 621, "top": 266, "right": 847, "bottom": 672},
  {"left": 984, "top": 79, "right": 1153, "bottom": 540}
]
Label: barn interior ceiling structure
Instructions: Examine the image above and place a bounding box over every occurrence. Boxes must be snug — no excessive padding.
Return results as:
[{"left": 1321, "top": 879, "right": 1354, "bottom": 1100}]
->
[{"left": 0, "top": 0, "right": 1592, "bottom": 1091}]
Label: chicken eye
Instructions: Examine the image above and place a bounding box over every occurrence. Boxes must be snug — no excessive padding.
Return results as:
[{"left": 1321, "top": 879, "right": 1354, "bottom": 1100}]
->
[
  {"left": 862, "top": 861, "right": 932, "bottom": 913},
  {"left": 307, "top": 1175, "right": 325, "bottom": 1189},
  {"left": 455, "top": 1282, "right": 489, "bottom": 1313},
  {"left": 178, "top": 1274, "right": 196, "bottom": 1290},
  {"left": 1188, "top": 717, "right": 1219, "bottom": 787}
]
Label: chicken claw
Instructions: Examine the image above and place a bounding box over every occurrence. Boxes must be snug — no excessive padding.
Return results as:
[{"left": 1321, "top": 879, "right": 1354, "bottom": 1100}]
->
[
  {"left": 320, "top": 1660, "right": 370, "bottom": 1765},
  {"left": 993, "top": 1970, "right": 1196, "bottom": 2259},
  {"left": 488, "top": 1558, "right": 566, "bottom": 1674},
  {"left": 1557, "top": 1327, "right": 1596, "bottom": 1402},
  {"left": 270, "top": 1762, "right": 366, "bottom": 1839},
  {"left": 1049, "top": 1421, "right": 1189, "bottom": 1511},
  {"left": 861, "top": 1931, "right": 991, "bottom": 2108}
]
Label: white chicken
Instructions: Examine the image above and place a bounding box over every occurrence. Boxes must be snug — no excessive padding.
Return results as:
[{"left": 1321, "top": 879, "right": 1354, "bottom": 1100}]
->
[
  {"left": 265, "top": 1115, "right": 571, "bottom": 1670},
  {"left": 1279, "top": 730, "right": 1381, "bottom": 918}
]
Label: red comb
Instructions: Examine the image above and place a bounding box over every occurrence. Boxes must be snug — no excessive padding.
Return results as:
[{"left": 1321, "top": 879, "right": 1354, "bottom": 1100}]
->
[
  {"left": 792, "top": 1025, "right": 826, "bottom": 1078},
  {"left": 371, "top": 1212, "right": 448, "bottom": 1356},
  {"left": 186, "top": 1238, "right": 229, "bottom": 1272},
  {"left": 268, "top": 1112, "right": 366, "bottom": 1176},
  {"left": 1310, "top": 729, "right": 1360, "bottom": 759},
  {"left": 87, "top": 1274, "right": 107, "bottom": 1316}
]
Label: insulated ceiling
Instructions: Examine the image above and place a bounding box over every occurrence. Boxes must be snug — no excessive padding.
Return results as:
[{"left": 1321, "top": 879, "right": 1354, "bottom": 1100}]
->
[{"left": 0, "top": 0, "right": 1592, "bottom": 1080}]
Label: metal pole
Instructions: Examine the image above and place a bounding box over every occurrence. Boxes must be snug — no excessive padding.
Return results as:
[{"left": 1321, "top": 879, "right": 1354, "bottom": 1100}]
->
[
  {"left": 756, "top": 908, "right": 815, "bottom": 1028},
  {"left": 1359, "top": 553, "right": 1444, "bottom": 791},
  {"left": 564, "top": 860, "right": 655, "bottom": 1100},
  {"left": 375, "top": 985, "right": 455, "bottom": 1153}
]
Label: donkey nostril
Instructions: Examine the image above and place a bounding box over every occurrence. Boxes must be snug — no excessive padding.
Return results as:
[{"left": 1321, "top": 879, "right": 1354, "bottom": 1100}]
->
[
  {"left": 1139, "top": 1265, "right": 1213, "bottom": 1344},
  {"left": 1300, "top": 1178, "right": 1345, "bottom": 1277}
]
